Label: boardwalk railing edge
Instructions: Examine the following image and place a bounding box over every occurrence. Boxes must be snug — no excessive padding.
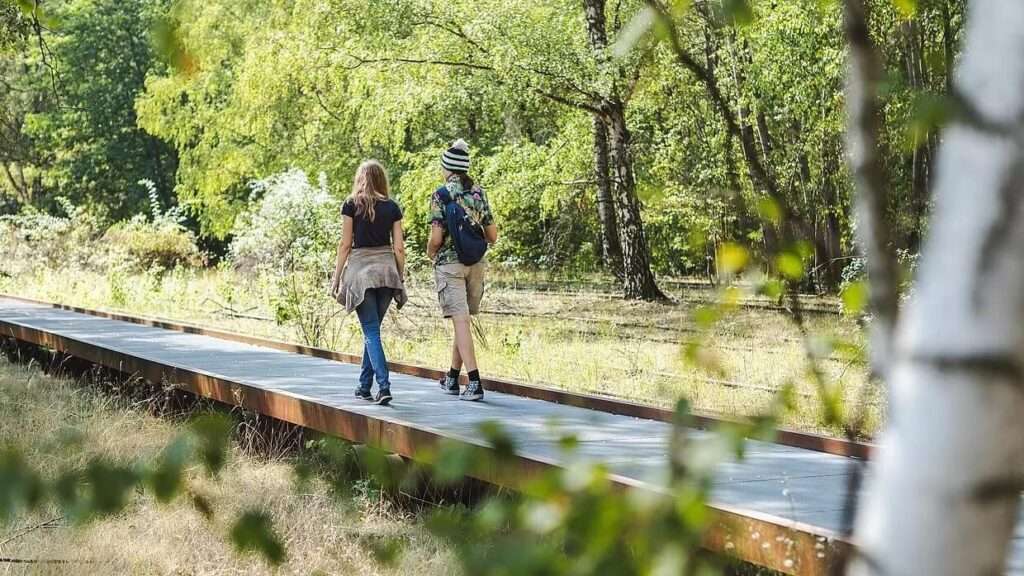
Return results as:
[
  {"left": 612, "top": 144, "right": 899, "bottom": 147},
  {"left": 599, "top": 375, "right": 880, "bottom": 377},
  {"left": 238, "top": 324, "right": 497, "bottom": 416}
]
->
[
  {"left": 0, "top": 294, "right": 873, "bottom": 460},
  {"left": 0, "top": 307, "right": 852, "bottom": 576}
]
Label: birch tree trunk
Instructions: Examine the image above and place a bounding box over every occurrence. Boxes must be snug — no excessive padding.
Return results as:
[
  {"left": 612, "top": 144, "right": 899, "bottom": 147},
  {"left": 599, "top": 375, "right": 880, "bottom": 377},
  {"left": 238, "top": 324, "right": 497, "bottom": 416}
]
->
[
  {"left": 851, "top": 2, "right": 1024, "bottom": 574},
  {"left": 583, "top": 0, "right": 664, "bottom": 300},
  {"left": 592, "top": 114, "right": 624, "bottom": 278}
]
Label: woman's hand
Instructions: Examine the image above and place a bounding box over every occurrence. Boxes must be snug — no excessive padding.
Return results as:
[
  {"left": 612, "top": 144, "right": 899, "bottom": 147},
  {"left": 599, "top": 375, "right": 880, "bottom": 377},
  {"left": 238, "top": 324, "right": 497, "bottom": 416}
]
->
[{"left": 329, "top": 273, "right": 341, "bottom": 298}]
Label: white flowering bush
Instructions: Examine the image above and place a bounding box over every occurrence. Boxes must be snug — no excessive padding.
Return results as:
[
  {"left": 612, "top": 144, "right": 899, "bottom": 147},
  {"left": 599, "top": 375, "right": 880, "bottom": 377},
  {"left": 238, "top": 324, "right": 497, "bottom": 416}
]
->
[
  {"left": 0, "top": 198, "right": 106, "bottom": 275},
  {"left": 229, "top": 169, "right": 341, "bottom": 276}
]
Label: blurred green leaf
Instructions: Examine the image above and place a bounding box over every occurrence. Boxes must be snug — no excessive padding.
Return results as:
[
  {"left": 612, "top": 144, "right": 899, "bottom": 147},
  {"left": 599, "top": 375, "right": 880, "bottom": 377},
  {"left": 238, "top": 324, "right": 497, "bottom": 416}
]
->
[
  {"left": 818, "top": 382, "right": 845, "bottom": 428},
  {"left": 433, "top": 441, "right": 475, "bottom": 485},
  {"left": 674, "top": 483, "right": 709, "bottom": 529},
  {"left": 759, "top": 278, "right": 785, "bottom": 300},
  {"left": 190, "top": 414, "right": 233, "bottom": 476},
  {"left": 0, "top": 449, "right": 43, "bottom": 523},
  {"left": 893, "top": 0, "right": 917, "bottom": 18},
  {"left": 905, "top": 92, "right": 953, "bottom": 150},
  {"left": 673, "top": 398, "right": 693, "bottom": 429},
  {"left": 756, "top": 197, "right": 782, "bottom": 225},
  {"left": 841, "top": 281, "right": 869, "bottom": 315},
  {"left": 230, "top": 510, "right": 286, "bottom": 565},
  {"left": 150, "top": 14, "right": 196, "bottom": 76},
  {"left": 776, "top": 252, "right": 804, "bottom": 280},
  {"left": 82, "top": 459, "right": 139, "bottom": 519},
  {"left": 716, "top": 243, "right": 749, "bottom": 276},
  {"left": 558, "top": 434, "right": 579, "bottom": 452},
  {"left": 478, "top": 421, "right": 517, "bottom": 461},
  {"left": 692, "top": 305, "right": 720, "bottom": 328},
  {"left": 147, "top": 437, "right": 190, "bottom": 503},
  {"left": 612, "top": 6, "right": 656, "bottom": 58},
  {"left": 718, "top": 0, "right": 754, "bottom": 25}
]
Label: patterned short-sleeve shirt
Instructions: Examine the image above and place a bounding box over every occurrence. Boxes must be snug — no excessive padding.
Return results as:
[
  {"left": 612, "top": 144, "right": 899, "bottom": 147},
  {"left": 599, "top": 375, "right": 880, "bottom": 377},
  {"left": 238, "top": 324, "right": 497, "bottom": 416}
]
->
[{"left": 428, "top": 176, "right": 494, "bottom": 266}]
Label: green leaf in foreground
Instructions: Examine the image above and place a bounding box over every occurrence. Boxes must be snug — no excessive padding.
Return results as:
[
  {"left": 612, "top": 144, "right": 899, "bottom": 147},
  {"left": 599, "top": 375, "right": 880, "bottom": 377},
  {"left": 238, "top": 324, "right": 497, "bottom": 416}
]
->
[
  {"left": 776, "top": 252, "right": 805, "bottom": 280},
  {"left": 0, "top": 449, "right": 43, "bottom": 523},
  {"left": 230, "top": 509, "right": 286, "bottom": 565},
  {"left": 190, "top": 413, "right": 233, "bottom": 476},
  {"left": 841, "top": 281, "right": 869, "bottom": 315},
  {"left": 716, "top": 243, "right": 749, "bottom": 276},
  {"left": 146, "top": 437, "right": 190, "bottom": 503}
]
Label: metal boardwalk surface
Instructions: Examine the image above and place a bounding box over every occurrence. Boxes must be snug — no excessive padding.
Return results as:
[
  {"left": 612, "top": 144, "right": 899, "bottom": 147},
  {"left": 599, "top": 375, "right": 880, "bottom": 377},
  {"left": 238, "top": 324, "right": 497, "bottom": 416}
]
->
[{"left": 4, "top": 296, "right": 1013, "bottom": 574}]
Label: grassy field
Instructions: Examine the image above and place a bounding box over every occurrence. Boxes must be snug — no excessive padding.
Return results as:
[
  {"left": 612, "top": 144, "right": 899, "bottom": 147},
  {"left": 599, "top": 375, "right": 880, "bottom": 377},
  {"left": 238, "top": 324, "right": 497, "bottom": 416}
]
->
[
  {"left": 0, "top": 356, "right": 457, "bottom": 575},
  {"left": 0, "top": 265, "right": 880, "bottom": 437}
]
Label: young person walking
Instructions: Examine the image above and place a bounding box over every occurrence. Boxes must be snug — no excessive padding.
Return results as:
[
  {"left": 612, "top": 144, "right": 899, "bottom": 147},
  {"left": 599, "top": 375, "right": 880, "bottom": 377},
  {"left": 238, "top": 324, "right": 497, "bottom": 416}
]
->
[
  {"left": 331, "top": 160, "right": 407, "bottom": 406},
  {"left": 427, "top": 139, "right": 498, "bottom": 401}
]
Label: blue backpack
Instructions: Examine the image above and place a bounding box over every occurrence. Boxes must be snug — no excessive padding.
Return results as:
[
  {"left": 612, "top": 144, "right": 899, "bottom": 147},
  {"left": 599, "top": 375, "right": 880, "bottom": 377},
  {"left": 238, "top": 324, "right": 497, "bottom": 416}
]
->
[{"left": 436, "top": 185, "right": 488, "bottom": 265}]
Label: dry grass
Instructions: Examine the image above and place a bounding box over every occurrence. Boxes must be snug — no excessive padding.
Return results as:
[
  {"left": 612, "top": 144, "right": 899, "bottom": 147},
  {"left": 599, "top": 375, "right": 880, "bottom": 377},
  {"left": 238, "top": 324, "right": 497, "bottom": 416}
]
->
[
  {"left": 0, "top": 358, "right": 458, "bottom": 576},
  {"left": 0, "top": 266, "right": 881, "bottom": 437}
]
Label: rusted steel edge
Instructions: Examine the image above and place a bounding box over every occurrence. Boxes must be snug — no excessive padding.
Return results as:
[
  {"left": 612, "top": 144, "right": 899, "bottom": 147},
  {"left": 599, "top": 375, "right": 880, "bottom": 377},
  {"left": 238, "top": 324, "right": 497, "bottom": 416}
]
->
[
  {"left": 0, "top": 317, "right": 852, "bottom": 576},
  {"left": 0, "top": 294, "right": 873, "bottom": 460}
]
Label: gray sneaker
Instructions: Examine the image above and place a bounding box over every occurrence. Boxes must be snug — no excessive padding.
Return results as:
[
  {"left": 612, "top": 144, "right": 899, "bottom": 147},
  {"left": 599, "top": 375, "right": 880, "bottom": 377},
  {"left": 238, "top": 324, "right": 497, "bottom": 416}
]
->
[
  {"left": 460, "top": 380, "right": 484, "bottom": 401},
  {"left": 440, "top": 376, "right": 460, "bottom": 395}
]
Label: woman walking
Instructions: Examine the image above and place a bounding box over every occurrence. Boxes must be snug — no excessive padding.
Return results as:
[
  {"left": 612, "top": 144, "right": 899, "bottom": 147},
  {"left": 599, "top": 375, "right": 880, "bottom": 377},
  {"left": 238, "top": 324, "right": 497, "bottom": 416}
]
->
[
  {"left": 331, "top": 160, "right": 407, "bottom": 405},
  {"left": 427, "top": 139, "right": 498, "bottom": 401}
]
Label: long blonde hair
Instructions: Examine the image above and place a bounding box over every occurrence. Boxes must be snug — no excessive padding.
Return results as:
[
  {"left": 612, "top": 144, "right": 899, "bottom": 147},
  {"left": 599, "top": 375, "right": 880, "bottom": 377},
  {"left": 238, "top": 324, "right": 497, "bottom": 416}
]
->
[{"left": 350, "top": 160, "right": 390, "bottom": 222}]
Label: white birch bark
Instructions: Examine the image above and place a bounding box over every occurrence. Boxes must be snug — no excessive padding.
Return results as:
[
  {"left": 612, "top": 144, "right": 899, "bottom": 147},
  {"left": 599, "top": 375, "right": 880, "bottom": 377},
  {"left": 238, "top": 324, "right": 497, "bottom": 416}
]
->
[{"left": 851, "top": 2, "right": 1024, "bottom": 575}]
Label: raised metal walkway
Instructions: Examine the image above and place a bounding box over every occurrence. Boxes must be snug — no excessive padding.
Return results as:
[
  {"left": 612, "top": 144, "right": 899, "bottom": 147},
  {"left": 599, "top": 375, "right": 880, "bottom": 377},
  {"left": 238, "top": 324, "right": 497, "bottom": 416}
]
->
[{"left": 0, "top": 296, "right": 878, "bottom": 575}]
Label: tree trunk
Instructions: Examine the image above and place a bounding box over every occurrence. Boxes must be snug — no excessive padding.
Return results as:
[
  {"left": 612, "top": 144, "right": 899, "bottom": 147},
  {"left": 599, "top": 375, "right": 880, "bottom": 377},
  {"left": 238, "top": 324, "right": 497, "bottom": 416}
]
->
[
  {"left": 850, "top": 2, "right": 1024, "bottom": 574},
  {"left": 606, "top": 103, "right": 664, "bottom": 300},
  {"left": 583, "top": 0, "right": 623, "bottom": 279},
  {"left": 583, "top": 0, "right": 661, "bottom": 299},
  {"left": 903, "top": 18, "right": 933, "bottom": 253},
  {"left": 592, "top": 114, "right": 623, "bottom": 277}
]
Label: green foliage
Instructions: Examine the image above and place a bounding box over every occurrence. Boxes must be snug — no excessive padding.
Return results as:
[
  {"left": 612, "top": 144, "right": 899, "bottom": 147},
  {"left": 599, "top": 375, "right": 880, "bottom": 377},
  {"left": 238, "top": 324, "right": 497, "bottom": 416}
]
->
[
  {"left": 0, "top": 405, "right": 292, "bottom": 566},
  {"left": 0, "top": 2, "right": 31, "bottom": 53},
  {"left": 2, "top": 0, "right": 178, "bottom": 218},
  {"left": 0, "top": 198, "right": 106, "bottom": 274},
  {"left": 103, "top": 180, "right": 204, "bottom": 271},
  {"left": 0, "top": 448, "right": 43, "bottom": 523},
  {"left": 230, "top": 509, "right": 287, "bottom": 565},
  {"left": 3, "top": 0, "right": 966, "bottom": 285}
]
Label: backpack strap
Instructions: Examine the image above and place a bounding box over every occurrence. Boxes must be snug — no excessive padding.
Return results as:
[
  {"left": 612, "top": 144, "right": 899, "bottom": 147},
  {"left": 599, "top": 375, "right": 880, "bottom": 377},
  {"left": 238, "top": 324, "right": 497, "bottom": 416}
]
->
[{"left": 435, "top": 185, "right": 452, "bottom": 205}]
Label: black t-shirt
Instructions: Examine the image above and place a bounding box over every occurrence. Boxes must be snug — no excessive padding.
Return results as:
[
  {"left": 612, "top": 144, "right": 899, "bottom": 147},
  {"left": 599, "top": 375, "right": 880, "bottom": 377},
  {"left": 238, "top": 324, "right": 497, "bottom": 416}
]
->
[{"left": 342, "top": 198, "right": 403, "bottom": 248}]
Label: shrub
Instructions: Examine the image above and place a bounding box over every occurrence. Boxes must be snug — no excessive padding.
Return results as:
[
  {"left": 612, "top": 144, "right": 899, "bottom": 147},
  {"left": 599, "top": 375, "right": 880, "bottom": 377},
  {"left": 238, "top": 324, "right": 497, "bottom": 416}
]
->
[
  {"left": 104, "top": 180, "right": 204, "bottom": 271},
  {"left": 228, "top": 169, "right": 341, "bottom": 276},
  {"left": 0, "top": 198, "right": 107, "bottom": 275}
]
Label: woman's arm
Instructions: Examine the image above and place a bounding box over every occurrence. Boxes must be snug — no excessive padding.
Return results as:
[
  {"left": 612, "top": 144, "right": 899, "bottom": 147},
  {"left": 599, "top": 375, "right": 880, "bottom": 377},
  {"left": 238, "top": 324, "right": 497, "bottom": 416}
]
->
[
  {"left": 392, "top": 220, "right": 406, "bottom": 278},
  {"left": 330, "top": 215, "right": 354, "bottom": 296},
  {"left": 484, "top": 223, "right": 498, "bottom": 244}
]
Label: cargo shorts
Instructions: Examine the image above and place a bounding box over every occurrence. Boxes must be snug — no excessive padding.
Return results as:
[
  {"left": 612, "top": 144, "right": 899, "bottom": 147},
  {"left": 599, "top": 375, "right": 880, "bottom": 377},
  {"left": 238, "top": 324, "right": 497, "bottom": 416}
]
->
[{"left": 434, "top": 260, "right": 486, "bottom": 318}]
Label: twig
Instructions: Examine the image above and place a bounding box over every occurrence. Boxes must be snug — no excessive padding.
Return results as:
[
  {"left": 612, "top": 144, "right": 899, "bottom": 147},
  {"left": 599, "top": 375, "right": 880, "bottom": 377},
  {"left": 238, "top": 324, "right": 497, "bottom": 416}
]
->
[{"left": 0, "top": 516, "right": 63, "bottom": 548}]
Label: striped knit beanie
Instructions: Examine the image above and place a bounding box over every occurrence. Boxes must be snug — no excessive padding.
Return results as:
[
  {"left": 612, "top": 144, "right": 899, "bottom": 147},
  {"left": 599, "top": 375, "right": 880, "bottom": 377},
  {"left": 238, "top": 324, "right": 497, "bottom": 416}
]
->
[{"left": 441, "top": 138, "right": 471, "bottom": 173}]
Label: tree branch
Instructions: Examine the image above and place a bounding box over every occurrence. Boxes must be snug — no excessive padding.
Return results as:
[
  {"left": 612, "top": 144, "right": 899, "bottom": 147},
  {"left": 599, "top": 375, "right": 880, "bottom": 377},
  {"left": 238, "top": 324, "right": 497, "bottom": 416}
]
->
[
  {"left": 843, "top": 0, "right": 901, "bottom": 379},
  {"left": 408, "top": 10, "right": 605, "bottom": 103},
  {"left": 645, "top": 0, "right": 799, "bottom": 235},
  {"left": 341, "top": 52, "right": 602, "bottom": 114},
  {"left": 342, "top": 54, "right": 495, "bottom": 72}
]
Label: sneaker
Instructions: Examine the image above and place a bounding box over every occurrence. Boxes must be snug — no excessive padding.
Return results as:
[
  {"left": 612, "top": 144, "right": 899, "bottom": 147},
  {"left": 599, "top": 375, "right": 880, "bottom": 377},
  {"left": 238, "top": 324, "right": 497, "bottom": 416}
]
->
[
  {"left": 374, "top": 389, "right": 393, "bottom": 406},
  {"left": 440, "top": 376, "right": 460, "bottom": 395},
  {"left": 354, "top": 387, "right": 373, "bottom": 401},
  {"left": 460, "top": 380, "right": 484, "bottom": 402}
]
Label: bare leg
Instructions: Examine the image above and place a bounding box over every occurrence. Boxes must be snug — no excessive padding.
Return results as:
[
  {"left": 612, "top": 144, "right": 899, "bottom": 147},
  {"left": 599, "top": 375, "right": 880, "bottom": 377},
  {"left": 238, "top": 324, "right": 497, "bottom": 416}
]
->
[
  {"left": 451, "top": 315, "right": 477, "bottom": 373},
  {"left": 450, "top": 337, "right": 463, "bottom": 371}
]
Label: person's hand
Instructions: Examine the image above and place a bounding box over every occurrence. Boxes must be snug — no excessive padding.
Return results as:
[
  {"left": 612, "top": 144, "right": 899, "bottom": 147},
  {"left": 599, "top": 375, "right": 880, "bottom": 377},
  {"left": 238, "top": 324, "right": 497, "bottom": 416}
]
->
[{"left": 329, "top": 274, "right": 340, "bottom": 298}]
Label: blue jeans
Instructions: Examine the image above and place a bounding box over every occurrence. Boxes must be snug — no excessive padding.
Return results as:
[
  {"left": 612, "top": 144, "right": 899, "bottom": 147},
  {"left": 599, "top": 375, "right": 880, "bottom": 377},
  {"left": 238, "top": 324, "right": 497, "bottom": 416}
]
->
[{"left": 355, "top": 288, "right": 393, "bottom": 392}]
